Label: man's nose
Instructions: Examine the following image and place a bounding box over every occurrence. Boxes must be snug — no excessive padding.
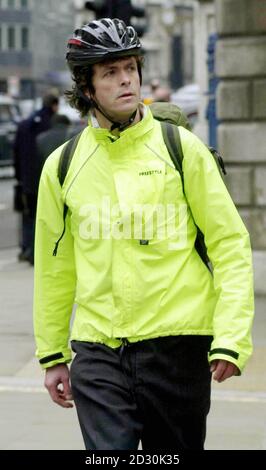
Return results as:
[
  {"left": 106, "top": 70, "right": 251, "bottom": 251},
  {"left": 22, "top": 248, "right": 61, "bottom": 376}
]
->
[{"left": 119, "top": 71, "right": 131, "bottom": 85}]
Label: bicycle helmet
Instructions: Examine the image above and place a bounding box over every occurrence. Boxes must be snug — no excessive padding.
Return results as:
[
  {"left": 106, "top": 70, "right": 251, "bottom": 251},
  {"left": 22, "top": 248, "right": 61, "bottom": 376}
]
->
[{"left": 66, "top": 18, "right": 142, "bottom": 70}]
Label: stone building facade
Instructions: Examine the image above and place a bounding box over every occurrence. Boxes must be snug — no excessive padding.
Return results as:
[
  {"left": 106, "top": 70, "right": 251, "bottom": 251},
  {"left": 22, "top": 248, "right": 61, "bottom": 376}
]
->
[
  {"left": 74, "top": 0, "right": 195, "bottom": 89},
  {"left": 193, "top": 0, "right": 216, "bottom": 142},
  {"left": 0, "top": 0, "right": 75, "bottom": 97},
  {"left": 215, "top": 0, "right": 266, "bottom": 294},
  {"left": 141, "top": 0, "right": 195, "bottom": 88}
]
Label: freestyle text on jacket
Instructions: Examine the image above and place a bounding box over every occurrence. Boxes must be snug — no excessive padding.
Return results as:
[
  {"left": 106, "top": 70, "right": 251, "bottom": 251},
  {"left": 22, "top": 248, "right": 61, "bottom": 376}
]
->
[{"left": 33, "top": 107, "right": 254, "bottom": 372}]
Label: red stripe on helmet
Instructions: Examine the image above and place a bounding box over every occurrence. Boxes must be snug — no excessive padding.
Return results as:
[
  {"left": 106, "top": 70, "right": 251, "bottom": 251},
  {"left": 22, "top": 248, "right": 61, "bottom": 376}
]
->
[{"left": 68, "top": 39, "right": 82, "bottom": 46}]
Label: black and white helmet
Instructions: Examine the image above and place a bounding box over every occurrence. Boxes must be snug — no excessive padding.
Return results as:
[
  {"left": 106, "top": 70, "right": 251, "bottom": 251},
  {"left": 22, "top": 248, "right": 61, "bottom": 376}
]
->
[{"left": 66, "top": 18, "right": 142, "bottom": 70}]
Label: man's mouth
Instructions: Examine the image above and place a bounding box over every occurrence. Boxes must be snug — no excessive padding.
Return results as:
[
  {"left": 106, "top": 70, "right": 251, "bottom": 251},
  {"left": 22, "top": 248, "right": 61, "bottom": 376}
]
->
[{"left": 118, "top": 92, "right": 134, "bottom": 98}]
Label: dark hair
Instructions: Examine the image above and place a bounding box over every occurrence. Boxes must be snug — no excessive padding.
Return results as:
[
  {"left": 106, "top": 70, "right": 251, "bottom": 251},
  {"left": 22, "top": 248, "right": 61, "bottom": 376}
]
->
[
  {"left": 65, "top": 55, "right": 144, "bottom": 118},
  {"left": 65, "top": 65, "right": 95, "bottom": 118}
]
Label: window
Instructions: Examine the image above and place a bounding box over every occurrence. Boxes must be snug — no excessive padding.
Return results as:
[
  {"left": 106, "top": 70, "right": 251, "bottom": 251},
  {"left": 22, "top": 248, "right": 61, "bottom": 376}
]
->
[
  {"left": 21, "top": 26, "right": 28, "bottom": 49},
  {"left": 21, "top": 0, "right": 28, "bottom": 8},
  {"left": 0, "top": 104, "right": 13, "bottom": 123},
  {"left": 0, "top": 81, "right": 8, "bottom": 94},
  {"left": 0, "top": 27, "right": 2, "bottom": 50},
  {"left": 8, "top": 0, "right": 15, "bottom": 8},
  {"left": 8, "top": 26, "right": 15, "bottom": 49}
]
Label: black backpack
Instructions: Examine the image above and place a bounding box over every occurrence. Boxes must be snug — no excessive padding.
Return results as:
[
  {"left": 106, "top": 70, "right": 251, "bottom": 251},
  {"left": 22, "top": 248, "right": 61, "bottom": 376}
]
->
[{"left": 54, "top": 102, "right": 226, "bottom": 270}]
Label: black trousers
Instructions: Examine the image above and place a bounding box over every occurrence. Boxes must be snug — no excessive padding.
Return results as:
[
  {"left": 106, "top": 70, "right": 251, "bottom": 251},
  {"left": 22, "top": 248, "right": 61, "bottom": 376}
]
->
[{"left": 70, "top": 335, "right": 212, "bottom": 450}]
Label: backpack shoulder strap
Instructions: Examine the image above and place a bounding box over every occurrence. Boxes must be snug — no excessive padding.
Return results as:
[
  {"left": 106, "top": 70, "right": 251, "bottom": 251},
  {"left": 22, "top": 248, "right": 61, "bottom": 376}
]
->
[
  {"left": 58, "top": 130, "right": 83, "bottom": 186},
  {"left": 53, "top": 130, "right": 83, "bottom": 257},
  {"left": 160, "top": 121, "right": 184, "bottom": 189},
  {"left": 160, "top": 120, "right": 212, "bottom": 271},
  {"left": 161, "top": 122, "right": 227, "bottom": 186}
]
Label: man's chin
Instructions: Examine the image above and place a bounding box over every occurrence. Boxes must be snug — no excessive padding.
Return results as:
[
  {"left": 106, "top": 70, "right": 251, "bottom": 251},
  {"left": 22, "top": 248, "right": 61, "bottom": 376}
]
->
[{"left": 114, "top": 103, "right": 139, "bottom": 121}]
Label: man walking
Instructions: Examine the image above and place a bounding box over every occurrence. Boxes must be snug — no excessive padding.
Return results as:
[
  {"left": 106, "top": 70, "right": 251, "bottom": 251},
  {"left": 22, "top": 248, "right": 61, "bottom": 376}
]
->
[
  {"left": 34, "top": 19, "right": 254, "bottom": 450},
  {"left": 14, "top": 93, "right": 59, "bottom": 264}
]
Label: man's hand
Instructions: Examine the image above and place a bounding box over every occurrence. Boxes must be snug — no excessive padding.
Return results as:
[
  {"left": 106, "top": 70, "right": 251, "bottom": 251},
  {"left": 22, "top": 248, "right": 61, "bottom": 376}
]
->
[
  {"left": 210, "top": 359, "right": 239, "bottom": 383},
  {"left": 45, "top": 363, "right": 74, "bottom": 408}
]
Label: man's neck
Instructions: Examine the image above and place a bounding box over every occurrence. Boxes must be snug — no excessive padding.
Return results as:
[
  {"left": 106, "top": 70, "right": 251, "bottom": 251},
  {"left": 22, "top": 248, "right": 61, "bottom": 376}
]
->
[{"left": 94, "top": 106, "right": 141, "bottom": 132}]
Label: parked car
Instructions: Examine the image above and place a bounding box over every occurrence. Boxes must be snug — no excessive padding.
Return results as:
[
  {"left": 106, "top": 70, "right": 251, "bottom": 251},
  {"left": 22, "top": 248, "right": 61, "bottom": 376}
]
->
[
  {"left": 0, "top": 94, "right": 21, "bottom": 166},
  {"left": 171, "top": 83, "right": 200, "bottom": 128}
]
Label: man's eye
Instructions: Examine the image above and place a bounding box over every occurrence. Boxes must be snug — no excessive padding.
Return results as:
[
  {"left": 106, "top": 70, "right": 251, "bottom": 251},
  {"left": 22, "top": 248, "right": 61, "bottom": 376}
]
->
[{"left": 105, "top": 70, "right": 114, "bottom": 77}]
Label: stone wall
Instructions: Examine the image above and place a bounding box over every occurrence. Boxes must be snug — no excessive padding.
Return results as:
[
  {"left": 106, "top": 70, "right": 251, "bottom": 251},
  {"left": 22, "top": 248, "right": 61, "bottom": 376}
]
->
[
  {"left": 193, "top": 0, "right": 216, "bottom": 142},
  {"left": 215, "top": 0, "right": 266, "bottom": 293}
]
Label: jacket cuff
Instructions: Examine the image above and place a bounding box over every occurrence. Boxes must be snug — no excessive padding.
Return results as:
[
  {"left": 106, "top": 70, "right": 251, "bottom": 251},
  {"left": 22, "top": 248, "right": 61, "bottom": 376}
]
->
[
  {"left": 208, "top": 348, "right": 241, "bottom": 374},
  {"left": 209, "top": 347, "right": 239, "bottom": 360},
  {"left": 38, "top": 350, "right": 72, "bottom": 370}
]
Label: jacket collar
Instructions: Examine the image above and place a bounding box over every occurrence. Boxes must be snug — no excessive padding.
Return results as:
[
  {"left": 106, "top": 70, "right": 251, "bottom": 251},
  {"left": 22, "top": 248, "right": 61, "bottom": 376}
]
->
[{"left": 87, "top": 104, "right": 154, "bottom": 143}]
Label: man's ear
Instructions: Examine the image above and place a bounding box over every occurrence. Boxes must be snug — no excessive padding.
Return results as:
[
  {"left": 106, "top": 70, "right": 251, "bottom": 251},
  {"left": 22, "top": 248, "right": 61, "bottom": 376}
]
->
[{"left": 85, "top": 89, "right": 95, "bottom": 102}]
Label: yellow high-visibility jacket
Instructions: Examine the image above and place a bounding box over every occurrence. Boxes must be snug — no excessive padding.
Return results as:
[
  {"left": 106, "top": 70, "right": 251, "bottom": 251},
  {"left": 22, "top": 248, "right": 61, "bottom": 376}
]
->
[{"left": 34, "top": 107, "right": 254, "bottom": 372}]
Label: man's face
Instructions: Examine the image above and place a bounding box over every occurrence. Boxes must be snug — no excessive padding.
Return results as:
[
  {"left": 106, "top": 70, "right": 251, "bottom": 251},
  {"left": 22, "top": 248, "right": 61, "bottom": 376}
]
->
[{"left": 89, "top": 56, "right": 141, "bottom": 120}]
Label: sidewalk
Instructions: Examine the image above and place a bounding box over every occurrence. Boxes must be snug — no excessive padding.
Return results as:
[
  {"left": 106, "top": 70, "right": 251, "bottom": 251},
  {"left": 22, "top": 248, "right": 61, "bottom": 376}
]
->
[
  {"left": 0, "top": 247, "right": 265, "bottom": 450},
  {"left": 0, "top": 247, "right": 83, "bottom": 450}
]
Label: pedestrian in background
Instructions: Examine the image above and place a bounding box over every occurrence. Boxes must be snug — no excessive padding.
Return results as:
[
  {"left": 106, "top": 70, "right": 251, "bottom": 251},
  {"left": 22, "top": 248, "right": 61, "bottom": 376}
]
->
[
  {"left": 142, "top": 78, "right": 170, "bottom": 105},
  {"left": 34, "top": 19, "right": 254, "bottom": 450},
  {"left": 153, "top": 86, "right": 171, "bottom": 102},
  {"left": 150, "top": 78, "right": 170, "bottom": 102},
  {"left": 14, "top": 93, "right": 59, "bottom": 265},
  {"left": 36, "top": 114, "right": 71, "bottom": 188}
]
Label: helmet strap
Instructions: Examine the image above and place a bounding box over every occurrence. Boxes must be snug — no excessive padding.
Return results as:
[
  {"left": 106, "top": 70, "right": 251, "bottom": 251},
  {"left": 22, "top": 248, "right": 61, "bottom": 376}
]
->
[
  {"left": 92, "top": 96, "right": 138, "bottom": 132},
  {"left": 110, "top": 109, "right": 137, "bottom": 132},
  {"left": 77, "top": 88, "right": 138, "bottom": 132}
]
